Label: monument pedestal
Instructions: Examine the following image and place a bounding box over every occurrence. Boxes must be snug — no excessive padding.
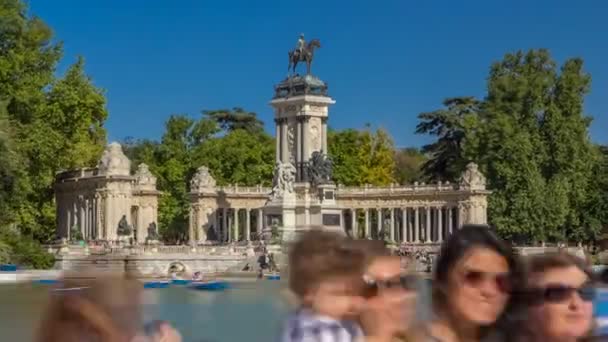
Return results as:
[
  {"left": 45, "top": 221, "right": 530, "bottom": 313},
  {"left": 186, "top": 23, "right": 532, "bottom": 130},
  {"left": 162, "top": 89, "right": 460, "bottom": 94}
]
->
[
  {"left": 310, "top": 183, "right": 344, "bottom": 235},
  {"left": 263, "top": 192, "right": 298, "bottom": 242}
]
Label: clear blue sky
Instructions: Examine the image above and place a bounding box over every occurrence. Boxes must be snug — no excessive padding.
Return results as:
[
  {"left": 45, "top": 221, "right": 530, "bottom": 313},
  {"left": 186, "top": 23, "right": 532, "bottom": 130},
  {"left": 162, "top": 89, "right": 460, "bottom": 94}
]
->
[{"left": 31, "top": 0, "right": 607, "bottom": 147}]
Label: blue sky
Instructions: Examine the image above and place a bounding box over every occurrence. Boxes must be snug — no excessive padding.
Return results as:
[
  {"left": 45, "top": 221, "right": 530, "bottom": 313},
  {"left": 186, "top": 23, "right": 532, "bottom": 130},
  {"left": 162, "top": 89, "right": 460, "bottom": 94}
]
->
[{"left": 31, "top": 0, "right": 607, "bottom": 147}]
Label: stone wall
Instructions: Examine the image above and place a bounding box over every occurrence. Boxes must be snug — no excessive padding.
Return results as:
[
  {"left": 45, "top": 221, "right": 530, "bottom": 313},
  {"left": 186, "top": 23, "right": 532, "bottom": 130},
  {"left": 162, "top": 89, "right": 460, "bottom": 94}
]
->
[{"left": 48, "top": 243, "right": 254, "bottom": 278}]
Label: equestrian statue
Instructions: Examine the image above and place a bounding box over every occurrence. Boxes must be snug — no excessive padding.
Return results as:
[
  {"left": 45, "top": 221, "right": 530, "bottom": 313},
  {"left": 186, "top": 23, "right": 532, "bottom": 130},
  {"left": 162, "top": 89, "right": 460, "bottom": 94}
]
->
[{"left": 288, "top": 34, "right": 321, "bottom": 75}]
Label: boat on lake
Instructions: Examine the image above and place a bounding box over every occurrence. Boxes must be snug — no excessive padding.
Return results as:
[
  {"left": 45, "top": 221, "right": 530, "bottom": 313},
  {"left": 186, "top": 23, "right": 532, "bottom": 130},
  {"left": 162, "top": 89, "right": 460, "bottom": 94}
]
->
[
  {"left": 143, "top": 281, "right": 170, "bottom": 289},
  {"left": 188, "top": 280, "right": 230, "bottom": 291}
]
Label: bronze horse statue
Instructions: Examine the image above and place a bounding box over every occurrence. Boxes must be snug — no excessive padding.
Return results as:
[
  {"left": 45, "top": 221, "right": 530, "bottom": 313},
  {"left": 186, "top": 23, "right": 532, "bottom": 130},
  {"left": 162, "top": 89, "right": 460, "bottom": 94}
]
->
[{"left": 288, "top": 39, "right": 321, "bottom": 75}]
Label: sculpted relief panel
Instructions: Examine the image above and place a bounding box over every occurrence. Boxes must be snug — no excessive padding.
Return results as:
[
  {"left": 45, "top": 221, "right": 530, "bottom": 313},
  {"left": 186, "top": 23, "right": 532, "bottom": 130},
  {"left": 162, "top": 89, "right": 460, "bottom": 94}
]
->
[{"left": 309, "top": 117, "right": 321, "bottom": 152}]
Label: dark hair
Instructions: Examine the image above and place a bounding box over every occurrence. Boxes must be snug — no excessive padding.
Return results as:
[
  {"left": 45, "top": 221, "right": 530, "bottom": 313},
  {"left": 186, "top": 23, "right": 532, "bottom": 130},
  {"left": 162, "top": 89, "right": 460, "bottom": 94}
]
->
[
  {"left": 526, "top": 253, "right": 593, "bottom": 283},
  {"left": 36, "top": 272, "right": 142, "bottom": 342},
  {"left": 433, "top": 224, "right": 520, "bottom": 314},
  {"left": 288, "top": 230, "right": 366, "bottom": 300},
  {"left": 509, "top": 253, "right": 595, "bottom": 341}
]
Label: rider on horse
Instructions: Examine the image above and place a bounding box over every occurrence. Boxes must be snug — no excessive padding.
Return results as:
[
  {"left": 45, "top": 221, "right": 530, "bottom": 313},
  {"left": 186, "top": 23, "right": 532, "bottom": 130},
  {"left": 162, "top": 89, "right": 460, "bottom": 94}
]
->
[{"left": 295, "top": 34, "right": 305, "bottom": 59}]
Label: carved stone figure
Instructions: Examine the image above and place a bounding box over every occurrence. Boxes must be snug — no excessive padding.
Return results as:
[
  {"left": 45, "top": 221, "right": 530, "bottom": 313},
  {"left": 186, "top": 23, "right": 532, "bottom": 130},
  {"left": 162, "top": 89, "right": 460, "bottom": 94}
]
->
[
  {"left": 270, "top": 162, "right": 296, "bottom": 199},
  {"left": 97, "top": 142, "right": 130, "bottom": 176},
  {"left": 287, "top": 125, "right": 295, "bottom": 164},
  {"left": 135, "top": 163, "right": 157, "bottom": 190},
  {"left": 146, "top": 222, "right": 160, "bottom": 241},
  {"left": 308, "top": 151, "right": 333, "bottom": 186},
  {"left": 459, "top": 162, "right": 486, "bottom": 191},
  {"left": 116, "top": 215, "right": 132, "bottom": 236},
  {"left": 190, "top": 166, "right": 217, "bottom": 192}
]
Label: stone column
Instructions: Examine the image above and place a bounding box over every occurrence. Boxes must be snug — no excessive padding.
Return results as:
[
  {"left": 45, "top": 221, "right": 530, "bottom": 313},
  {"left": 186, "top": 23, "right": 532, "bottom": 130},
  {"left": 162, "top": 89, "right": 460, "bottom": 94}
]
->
[
  {"left": 448, "top": 206, "right": 453, "bottom": 236},
  {"left": 257, "top": 208, "right": 263, "bottom": 238},
  {"left": 281, "top": 119, "right": 289, "bottom": 163},
  {"left": 296, "top": 118, "right": 302, "bottom": 180},
  {"left": 81, "top": 199, "right": 87, "bottom": 240},
  {"left": 302, "top": 117, "right": 310, "bottom": 163},
  {"left": 402, "top": 208, "right": 408, "bottom": 242},
  {"left": 233, "top": 209, "right": 239, "bottom": 242},
  {"left": 222, "top": 208, "right": 228, "bottom": 242},
  {"left": 321, "top": 117, "right": 328, "bottom": 153},
  {"left": 425, "top": 206, "right": 431, "bottom": 243},
  {"left": 389, "top": 208, "right": 395, "bottom": 242},
  {"left": 364, "top": 208, "right": 370, "bottom": 238},
  {"left": 188, "top": 207, "right": 195, "bottom": 244},
  {"left": 414, "top": 207, "right": 419, "bottom": 243},
  {"left": 245, "top": 208, "right": 251, "bottom": 241},
  {"left": 275, "top": 119, "right": 281, "bottom": 163},
  {"left": 350, "top": 209, "right": 357, "bottom": 239},
  {"left": 376, "top": 208, "right": 382, "bottom": 240},
  {"left": 438, "top": 206, "right": 444, "bottom": 243},
  {"left": 104, "top": 196, "right": 111, "bottom": 240}
]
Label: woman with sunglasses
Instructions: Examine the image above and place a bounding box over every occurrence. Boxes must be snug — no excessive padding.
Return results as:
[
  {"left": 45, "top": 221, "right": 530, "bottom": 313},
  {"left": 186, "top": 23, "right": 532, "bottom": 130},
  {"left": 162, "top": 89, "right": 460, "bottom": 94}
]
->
[
  {"left": 512, "top": 253, "right": 595, "bottom": 342},
  {"left": 350, "top": 240, "right": 419, "bottom": 342},
  {"left": 420, "top": 224, "right": 522, "bottom": 342}
]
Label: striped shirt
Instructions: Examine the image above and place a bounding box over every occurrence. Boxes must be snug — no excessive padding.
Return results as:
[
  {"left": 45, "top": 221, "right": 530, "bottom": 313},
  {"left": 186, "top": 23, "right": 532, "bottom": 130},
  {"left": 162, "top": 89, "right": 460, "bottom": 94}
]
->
[{"left": 279, "top": 308, "right": 364, "bottom": 342}]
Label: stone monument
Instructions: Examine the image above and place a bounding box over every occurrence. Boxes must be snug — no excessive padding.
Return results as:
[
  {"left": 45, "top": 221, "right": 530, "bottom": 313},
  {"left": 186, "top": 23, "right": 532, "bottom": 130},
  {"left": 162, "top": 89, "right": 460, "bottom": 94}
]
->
[{"left": 263, "top": 35, "right": 344, "bottom": 241}]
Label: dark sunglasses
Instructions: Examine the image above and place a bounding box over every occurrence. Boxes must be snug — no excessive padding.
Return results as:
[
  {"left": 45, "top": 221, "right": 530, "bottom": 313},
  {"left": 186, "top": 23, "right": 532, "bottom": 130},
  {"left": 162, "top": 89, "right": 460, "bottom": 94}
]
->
[
  {"left": 462, "top": 270, "right": 511, "bottom": 293},
  {"left": 529, "top": 284, "right": 595, "bottom": 304},
  {"left": 363, "top": 274, "right": 418, "bottom": 293}
]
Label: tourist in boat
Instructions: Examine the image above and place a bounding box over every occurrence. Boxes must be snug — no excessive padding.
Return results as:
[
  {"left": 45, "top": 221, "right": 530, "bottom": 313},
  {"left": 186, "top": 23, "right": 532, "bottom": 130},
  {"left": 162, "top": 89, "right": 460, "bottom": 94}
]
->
[
  {"left": 417, "top": 224, "right": 522, "bottom": 342},
  {"left": 192, "top": 271, "right": 203, "bottom": 281},
  {"left": 36, "top": 271, "right": 182, "bottom": 342},
  {"left": 510, "top": 253, "right": 595, "bottom": 342},
  {"left": 352, "top": 240, "right": 420, "bottom": 342},
  {"left": 279, "top": 230, "right": 367, "bottom": 342}
]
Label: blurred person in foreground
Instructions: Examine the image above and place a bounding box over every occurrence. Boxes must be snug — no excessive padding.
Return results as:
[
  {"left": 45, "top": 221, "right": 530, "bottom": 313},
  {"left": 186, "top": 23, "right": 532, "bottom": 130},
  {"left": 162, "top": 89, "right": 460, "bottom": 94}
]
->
[
  {"left": 417, "top": 224, "right": 522, "bottom": 342},
  {"left": 511, "top": 253, "right": 595, "bottom": 342},
  {"left": 351, "top": 240, "right": 419, "bottom": 342},
  {"left": 279, "top": 229, "right": 367, "bottom": 342},
  {"left": 36, "top": 272, "right": 181, "bottom": 342}
]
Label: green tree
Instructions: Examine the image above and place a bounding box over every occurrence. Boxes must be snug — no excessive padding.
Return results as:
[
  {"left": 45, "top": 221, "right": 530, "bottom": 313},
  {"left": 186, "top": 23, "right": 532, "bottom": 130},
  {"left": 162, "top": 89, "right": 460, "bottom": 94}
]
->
[
  {"left": 359, "top": 127, "right": 396, "bottom": 185},
  {"left": 328, "top": 126, "right": 396, "bottom": 186},
  {"left": 418, "top": 49, "right": 602, "bottom": 243},
  {"left": 0, "top": 1, "right": 107, "bottom": 244},
  {"left": 202, "top": 107, "right": 264, "bottom": 133},
  {"left": 416, "top": 97, "right": 480, "bottom": 181},
  {"left": 192, "top": 129, "right": 274, "bottom": 186},
  {"left": 393, "top": 147, "right": 426, "bottom": 184},
  {"left": 328, "top": 129, "right": 363, "bottom": 185}
]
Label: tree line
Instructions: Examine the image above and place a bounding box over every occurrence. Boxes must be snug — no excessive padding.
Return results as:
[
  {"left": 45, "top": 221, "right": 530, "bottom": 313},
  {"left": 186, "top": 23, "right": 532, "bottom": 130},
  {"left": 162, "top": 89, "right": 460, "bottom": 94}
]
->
[{"left": 0, "top": 0, "right": 606, "bottom": 267}]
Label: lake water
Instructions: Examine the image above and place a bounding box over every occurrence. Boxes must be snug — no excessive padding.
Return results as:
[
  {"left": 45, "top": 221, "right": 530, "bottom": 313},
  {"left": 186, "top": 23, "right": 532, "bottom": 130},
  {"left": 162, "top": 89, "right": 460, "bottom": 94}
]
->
[
  {"left": 0, "top": 281, "right": 292, "bottom": 342},
  {"left": 3, "top": 280, "right": 605, "bottom": 341}
]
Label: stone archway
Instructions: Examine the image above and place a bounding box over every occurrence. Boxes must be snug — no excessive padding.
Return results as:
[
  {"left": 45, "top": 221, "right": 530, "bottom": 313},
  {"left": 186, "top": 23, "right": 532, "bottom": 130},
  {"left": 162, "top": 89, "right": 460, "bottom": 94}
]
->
[{"left": 167, "top": 262, "right": 191, "bottom": 277}]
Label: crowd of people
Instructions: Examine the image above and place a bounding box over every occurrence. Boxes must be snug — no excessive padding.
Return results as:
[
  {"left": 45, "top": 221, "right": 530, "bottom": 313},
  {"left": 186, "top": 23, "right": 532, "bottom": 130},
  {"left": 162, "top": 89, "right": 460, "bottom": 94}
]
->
[{"left": 33, "top": 224, "right": 601, "bottom": 342}]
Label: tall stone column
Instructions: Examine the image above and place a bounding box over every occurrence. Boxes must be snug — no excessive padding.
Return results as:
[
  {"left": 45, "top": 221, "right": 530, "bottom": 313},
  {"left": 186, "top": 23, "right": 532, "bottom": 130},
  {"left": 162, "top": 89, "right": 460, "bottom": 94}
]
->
[
  {"left": 448, "top": 206, "right": 453, "bottom": 235},
  {"left": 414, "top": 207, "right": 419, "bottom": 243},
  {"left": 302, "top": 117, "right": 310, "bottom": 164},
  {"left": 376, "top": 208, "right": 382, "bottom": 240},
  {"left": 275, "top": 119, "right": 281, "bottom": 163},
  {"left": 296, "top": 118, "right": 302, "bottom": 180},
  {"left": 281, "top": 119, "right": 289, "bottom": 163},
  {"left": 438, "top": 206, "right": 444, "bottom": 243},
  {"left": 389, "top": 208, "right": 395, "bottom": 242},
  {"left": 321, "top": 117, "right": 328, "bottom": 153},
  {"left": 222, "top": 208, "right": 227, "bottom": 242},
  {"left": 188, "top": 207, "right": 195, "bottom": 244},
  {"left": 233, "top": 209, "right": 239, "bottom": 242},
  {"left": 257, "top": 208, "right": 263, "bottom": 238},
  {"left": 401, "top": 208, "right": 408, "bottom": 242},
  {"left": 104, "top": 195, "right": 111, "bottom": 240},
  {"left": 350, "top": 209, "right": 357, "bottom": 238},
  {"left": 425, "top": 206, "right": 431, "bottom": 243},
  {"left": 364, "top": 208, "right": 370, "bottom": 238},
  {"left": 245, "top": 208, "right": 251, "bottom": 241}
]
